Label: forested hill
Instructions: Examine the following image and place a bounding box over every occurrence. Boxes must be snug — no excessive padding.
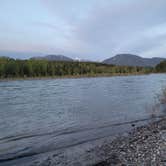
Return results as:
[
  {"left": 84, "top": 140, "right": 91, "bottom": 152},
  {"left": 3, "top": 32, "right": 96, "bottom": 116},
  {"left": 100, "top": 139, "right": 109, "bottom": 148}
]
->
[
  {"left": 0, "top": 57, "right": 153, "bottom": 78},
  {"left": 103, "top": 54, "right": 165, "bottom": 67},
  {"left": 31, "top": 55, "right": 73, "bottom": 61}
]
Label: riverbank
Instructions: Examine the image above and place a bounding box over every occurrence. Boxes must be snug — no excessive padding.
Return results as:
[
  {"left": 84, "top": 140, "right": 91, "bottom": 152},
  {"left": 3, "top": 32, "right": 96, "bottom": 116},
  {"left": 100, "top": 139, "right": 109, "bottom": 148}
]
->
[
  {"left": 0, "top": 72, "right": 153, "bottom": 82},
  {"left": 93, "top": 118, "right": 166, "bottom": 166},
  {"left": 2, "top": 118, "right": 165, "bottom": 166},
  {"left": 18, "top": 117, "right": 166, "bottom": 166},
  {"left": 1, "top": 118, "right": 166, "bottom": 166}
]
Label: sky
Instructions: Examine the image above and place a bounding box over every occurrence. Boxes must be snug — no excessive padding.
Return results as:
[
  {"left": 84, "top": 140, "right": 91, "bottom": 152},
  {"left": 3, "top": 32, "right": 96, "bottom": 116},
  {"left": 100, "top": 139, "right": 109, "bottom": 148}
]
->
[{"left": 0, "top": 0, "right": 166, "bottom": 61}]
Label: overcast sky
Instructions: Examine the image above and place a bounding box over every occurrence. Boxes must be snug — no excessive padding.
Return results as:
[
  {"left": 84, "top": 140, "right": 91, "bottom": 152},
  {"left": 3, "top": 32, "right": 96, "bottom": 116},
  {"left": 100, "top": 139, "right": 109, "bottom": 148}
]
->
[{"left": 0, "top": 0, "right": 166, "bottom": 60}]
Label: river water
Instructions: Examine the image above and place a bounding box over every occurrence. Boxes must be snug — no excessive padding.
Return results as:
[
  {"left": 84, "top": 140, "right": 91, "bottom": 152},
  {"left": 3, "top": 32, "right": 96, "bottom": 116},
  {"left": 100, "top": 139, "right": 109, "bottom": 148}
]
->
[{"left": 0, "top": 74, "right": 166, "bottom": 165}]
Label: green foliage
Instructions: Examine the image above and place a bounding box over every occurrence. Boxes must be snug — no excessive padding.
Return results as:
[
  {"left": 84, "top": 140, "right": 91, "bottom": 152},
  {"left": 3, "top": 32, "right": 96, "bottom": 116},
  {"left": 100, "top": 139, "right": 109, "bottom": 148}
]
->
[
  {"left": 0, "top": 57, "right": 153, "bottom": 78},
  {"left": 155, "top": 60, "right": 166, "bottom": 72}
]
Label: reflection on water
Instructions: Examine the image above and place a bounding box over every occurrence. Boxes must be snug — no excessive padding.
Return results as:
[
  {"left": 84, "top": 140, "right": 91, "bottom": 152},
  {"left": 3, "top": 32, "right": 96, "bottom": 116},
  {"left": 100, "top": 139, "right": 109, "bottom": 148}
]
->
[{"left": 0, "top": 74, "right": 166, "bottom": 164}]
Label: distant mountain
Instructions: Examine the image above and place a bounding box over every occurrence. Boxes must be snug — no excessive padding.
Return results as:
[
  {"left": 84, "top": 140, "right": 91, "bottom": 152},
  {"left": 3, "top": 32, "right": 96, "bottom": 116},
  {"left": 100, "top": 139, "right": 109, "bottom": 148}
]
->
[
  {"left": 102, "top": 54, "right": 165, "bottom": 67},
  {"left": 31, "top": 55, "right": 73, "bottom": 62}
]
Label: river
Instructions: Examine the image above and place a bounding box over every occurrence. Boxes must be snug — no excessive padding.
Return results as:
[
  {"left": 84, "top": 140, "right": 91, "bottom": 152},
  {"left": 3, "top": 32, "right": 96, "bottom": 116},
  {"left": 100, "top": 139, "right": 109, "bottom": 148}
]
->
[{"left": 0, "top": 74, "right": 166, "bottom": 165}]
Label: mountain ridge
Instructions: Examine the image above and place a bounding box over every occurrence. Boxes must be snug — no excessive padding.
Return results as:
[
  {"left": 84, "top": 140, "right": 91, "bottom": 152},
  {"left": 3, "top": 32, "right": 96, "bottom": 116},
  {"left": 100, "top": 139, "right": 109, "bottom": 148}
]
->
[
  {"left": 31, "top": 55, "right": 73, "bottom": 62},
  {"left": 102, "top": 54, "right": 165, "bottom": 67},
  {"left": 0, "top": 52, "right": 165, "bottom": 67}
]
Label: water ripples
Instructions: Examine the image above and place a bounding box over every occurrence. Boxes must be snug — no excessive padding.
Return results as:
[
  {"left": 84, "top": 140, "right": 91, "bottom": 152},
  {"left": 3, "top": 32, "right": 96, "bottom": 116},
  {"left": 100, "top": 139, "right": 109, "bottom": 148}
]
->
[{"left": 0, "top": 74, "right": 166, "bottom": 163}]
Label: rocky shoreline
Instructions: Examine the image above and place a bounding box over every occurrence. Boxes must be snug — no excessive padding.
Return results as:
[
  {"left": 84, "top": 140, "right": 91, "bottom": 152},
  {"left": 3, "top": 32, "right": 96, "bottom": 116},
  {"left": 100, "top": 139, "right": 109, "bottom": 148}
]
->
[
  {"left": 93, "top": 118, "right": 166, "bottom": 166},
  {"left": 25, "top": 117, "right": 166, "bottom": 166},
  {"left": 3, "top": 117, "right": 166, "bottom": 166}
]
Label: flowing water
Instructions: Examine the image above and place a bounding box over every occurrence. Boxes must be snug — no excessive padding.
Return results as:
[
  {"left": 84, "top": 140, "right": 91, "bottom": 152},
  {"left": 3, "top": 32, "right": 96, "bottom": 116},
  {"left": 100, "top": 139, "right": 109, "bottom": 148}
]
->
[{"left": 0, "top": 74, "right": 166, "bottom": 165}]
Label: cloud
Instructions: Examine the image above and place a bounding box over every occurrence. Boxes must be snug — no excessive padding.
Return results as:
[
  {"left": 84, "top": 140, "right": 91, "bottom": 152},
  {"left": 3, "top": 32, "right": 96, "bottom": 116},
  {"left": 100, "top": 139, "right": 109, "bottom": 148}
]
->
[
  {"left": 1, "top": 0, "right": 166, "bottom": 60},
  {"left": 39, "top": 0, "right": 166, "bottom": 60}
]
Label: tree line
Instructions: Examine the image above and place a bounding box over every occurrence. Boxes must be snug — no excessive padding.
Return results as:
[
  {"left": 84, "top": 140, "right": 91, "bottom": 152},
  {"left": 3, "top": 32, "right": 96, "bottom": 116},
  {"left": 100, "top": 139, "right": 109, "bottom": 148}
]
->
[
  {"left": 156, "top": 60, "right": 166, "bottom": 72},
  {"left": 0, "top": 57, "right": 154, "bottom": 78}
]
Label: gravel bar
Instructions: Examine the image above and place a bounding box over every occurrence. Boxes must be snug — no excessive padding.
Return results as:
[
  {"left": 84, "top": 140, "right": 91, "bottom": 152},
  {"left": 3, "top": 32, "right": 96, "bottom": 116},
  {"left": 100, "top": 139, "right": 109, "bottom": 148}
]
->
[{"left": 93, "top": 118, "right": 166, "bottom": 166}]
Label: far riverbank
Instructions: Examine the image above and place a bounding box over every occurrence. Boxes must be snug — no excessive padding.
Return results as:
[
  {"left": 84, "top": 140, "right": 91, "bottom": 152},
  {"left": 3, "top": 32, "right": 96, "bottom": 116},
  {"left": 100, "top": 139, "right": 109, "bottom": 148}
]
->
[{"left": 0, "top": 72, "right": 155, "bottom": 82}]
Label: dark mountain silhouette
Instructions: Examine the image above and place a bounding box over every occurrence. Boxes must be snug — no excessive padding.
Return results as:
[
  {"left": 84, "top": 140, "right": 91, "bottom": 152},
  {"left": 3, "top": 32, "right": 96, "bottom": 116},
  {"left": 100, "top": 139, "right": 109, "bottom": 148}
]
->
[{"left": 102, "top": 54, "right": 165, "bottom": 67}]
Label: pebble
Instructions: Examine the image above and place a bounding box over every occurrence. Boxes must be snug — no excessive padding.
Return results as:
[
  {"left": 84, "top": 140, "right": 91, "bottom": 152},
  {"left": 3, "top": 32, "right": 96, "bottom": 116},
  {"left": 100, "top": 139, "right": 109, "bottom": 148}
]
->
[
  {"left": 34, "top": 118, "right": 166, "bottom": 166},
  {"left": 93, "top": 118, "right": 166, "bottom": 166}
]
